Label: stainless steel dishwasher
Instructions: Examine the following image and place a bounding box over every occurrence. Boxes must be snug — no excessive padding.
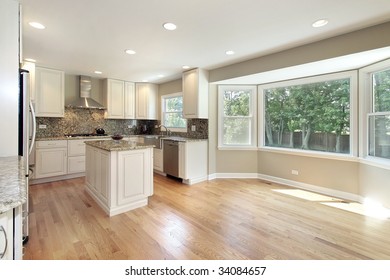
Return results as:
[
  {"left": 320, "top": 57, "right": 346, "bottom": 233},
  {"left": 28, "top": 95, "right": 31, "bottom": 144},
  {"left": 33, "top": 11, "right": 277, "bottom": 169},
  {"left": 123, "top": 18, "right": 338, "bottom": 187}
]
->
[{"left": 163, "top": 140, "right": 179, "bottom": 177}]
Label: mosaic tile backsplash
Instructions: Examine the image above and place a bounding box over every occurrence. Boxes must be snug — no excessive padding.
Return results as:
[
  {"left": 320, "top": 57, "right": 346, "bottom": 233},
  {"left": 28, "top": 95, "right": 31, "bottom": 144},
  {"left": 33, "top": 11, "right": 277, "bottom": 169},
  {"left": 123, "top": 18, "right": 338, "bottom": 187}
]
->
[{"left": 36, "top": 108, "right": 208, "bottom": 139}]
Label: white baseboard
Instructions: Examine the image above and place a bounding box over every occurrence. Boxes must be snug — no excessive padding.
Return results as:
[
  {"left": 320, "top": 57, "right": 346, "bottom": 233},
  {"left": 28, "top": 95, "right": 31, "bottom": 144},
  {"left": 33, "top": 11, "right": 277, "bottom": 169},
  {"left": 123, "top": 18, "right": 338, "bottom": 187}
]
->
[
  {"left": 208, "top": 172, "right": 362, "bottom": 203},
  {"left": 257, "top": 173, "right": 363, "bottom": 203},
  {"left": 210, "top": 173, "right": 259, "bottom": 179}
]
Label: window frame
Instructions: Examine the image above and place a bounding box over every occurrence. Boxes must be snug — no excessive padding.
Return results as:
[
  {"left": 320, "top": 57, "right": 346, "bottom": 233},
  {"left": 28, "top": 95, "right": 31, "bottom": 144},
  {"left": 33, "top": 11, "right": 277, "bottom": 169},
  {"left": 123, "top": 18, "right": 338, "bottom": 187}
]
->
[
  {"left": 258, "top": 70, "right": 358, "bottom": 160},
  {"left": 359, "top": 59, "right": 390, "bottom": 168},
  {"left": 160, "top": 92, "right": 187, "bottom": 133},
  {"left": 218, "top": 85, "right": 257, "bottom": 150}
]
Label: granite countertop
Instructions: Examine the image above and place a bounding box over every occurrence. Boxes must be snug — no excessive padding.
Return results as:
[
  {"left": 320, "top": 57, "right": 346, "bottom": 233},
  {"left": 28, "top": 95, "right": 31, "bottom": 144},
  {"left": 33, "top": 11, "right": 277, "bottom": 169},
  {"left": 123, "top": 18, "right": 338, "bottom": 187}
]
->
[
  {"left": 36, "top": 135, "right": 208, "bottom": 142},
  {"left": 36, "top": 135, "right": 112, "bottom": 141},
  {"left": 160, "top": 136, "right": 208, "bottom": 142},
  {"left": 85, "top": 140, "right": 155, "bottom": 151},
  {"left": 0, "top": 156, "right": 27, "bottom": 213}
]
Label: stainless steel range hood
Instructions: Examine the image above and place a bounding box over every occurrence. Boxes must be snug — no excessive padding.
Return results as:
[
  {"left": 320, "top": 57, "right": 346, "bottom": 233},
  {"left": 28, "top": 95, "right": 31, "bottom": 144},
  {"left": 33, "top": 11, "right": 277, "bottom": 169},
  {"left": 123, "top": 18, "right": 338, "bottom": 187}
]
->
[{"left": 67, "top": 76, "right": 106, "bottom": 109}]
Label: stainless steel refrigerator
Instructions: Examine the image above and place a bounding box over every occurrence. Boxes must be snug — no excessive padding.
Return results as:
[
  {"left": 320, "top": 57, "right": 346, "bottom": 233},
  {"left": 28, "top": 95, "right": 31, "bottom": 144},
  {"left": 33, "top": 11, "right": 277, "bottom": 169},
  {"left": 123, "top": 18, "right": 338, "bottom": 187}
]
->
[{"left": 18, "top": 69, "right": 37, "bottom": 244}]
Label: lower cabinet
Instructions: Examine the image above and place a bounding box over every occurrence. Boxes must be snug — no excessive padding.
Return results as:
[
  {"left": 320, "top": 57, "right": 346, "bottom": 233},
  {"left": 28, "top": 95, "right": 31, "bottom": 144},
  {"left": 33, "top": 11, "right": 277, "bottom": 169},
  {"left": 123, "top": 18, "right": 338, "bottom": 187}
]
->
[
  {"left": 153, "top": 148, "right": 163, "bottom": 172},
  {"left": 0, "top": 206, "right": 22, "bottom": 260},
  {"left": 35, "top": 140, "right": 67, "bottom": 179},
  {"left": 67, "top": 139, "right": 86, "bottom": 174},
  {"left": 0, "top": 210, "right": 13, "bottom": 260},
  {"left": 179, "top": 140, "right": 208, "bottom": 185},
  {"left": 85, "top": 145, "right": 153, "bottom": 216},
  {"left": 85, "top": 146, "right": 109, "bottom": 204}
]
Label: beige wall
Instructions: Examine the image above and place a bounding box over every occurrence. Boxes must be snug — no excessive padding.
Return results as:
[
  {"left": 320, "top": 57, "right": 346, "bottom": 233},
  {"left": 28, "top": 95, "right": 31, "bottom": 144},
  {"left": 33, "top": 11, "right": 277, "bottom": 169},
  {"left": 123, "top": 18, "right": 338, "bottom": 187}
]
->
[
  {"left": 359, "top": 163, "right": 390, "bottom": 208},
  {"left": 258, "top": 151, "right": 360, "bottom": 195}
]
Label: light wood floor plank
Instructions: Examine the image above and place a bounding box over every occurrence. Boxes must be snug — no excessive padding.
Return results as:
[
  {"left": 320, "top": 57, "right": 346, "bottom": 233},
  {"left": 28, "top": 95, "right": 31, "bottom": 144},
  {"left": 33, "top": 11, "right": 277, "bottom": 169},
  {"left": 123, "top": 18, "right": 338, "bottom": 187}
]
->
[{"left": 23, "top": 175, "right": 390, "bottom": 260}]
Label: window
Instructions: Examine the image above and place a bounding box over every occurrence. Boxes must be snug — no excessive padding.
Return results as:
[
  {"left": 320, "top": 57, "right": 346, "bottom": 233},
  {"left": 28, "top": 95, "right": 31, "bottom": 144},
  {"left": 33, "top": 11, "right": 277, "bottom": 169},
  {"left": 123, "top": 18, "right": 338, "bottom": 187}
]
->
[
  {"left": 368, "top": 68, "right": 390, "bottom": 160},
  {"left": 218, "top": 85, "right": 257, "bottom": 149},
  {"left": 259, "top": 71, "right": 357, "bottom": 156},
  {"left": 161, "top": 93, "right": 187, "bottom": 132}
]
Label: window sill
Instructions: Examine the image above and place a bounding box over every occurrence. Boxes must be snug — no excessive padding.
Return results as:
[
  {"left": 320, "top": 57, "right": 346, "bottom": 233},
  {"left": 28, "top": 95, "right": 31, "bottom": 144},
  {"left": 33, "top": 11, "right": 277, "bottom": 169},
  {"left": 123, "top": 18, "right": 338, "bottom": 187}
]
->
[
  {"left": 258, "top": 146, "right": 358, "bottom": 162},
  {"left": 359, "top": 156, "right": 390, "bottom": 170},
  {"left": 218, "top": 146, "right": 258, "bottom": 151}
]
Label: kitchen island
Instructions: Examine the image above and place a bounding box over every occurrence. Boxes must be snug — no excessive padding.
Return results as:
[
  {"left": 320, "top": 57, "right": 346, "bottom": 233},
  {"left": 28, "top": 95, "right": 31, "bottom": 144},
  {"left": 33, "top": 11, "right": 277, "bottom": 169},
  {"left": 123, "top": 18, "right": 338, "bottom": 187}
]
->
[{"left": 85, "top": 140, "right": 154, "bottom": 216}]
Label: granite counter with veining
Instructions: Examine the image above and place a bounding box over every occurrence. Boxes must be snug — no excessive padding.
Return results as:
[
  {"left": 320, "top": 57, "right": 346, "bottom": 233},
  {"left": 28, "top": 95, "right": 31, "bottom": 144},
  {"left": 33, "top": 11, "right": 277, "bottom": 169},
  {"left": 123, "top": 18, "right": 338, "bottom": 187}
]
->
[
  {"left": 0, "top": 156, "right": 27, "bottom": 213},
  {"left": 85, "top": 140, "right": 155, "bottom": 151}
]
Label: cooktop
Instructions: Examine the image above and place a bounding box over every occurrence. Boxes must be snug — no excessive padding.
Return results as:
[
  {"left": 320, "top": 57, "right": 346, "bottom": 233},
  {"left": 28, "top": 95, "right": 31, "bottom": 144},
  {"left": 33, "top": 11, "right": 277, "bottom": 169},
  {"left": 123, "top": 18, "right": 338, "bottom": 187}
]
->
[{"left": 64, "top": 133, "right": 108, "bottom": 138}]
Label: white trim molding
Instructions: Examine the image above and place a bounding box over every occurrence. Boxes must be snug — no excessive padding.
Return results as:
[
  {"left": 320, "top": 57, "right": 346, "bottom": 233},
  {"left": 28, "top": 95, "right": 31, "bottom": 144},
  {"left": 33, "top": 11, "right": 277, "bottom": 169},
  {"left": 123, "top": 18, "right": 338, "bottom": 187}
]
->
[{"left": 208, "top": 172, "right": 363, "bottom": 203}]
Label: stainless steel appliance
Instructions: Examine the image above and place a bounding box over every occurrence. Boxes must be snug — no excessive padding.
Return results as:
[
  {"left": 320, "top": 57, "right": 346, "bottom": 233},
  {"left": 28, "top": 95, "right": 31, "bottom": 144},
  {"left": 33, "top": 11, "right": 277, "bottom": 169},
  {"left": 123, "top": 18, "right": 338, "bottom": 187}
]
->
[
  {"left": 18, "top": 69, "right": 36, "bottom": 244},
  {"left": 163, "top": 140, "right": 179, "bottom": 177}
]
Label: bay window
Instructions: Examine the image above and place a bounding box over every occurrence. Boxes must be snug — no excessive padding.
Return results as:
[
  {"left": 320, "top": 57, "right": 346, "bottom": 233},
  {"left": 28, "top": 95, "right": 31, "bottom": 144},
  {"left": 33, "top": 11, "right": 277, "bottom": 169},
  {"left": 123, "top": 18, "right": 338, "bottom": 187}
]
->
[{"left": 258, "top": 71, "right": 357, "bottom": 157}]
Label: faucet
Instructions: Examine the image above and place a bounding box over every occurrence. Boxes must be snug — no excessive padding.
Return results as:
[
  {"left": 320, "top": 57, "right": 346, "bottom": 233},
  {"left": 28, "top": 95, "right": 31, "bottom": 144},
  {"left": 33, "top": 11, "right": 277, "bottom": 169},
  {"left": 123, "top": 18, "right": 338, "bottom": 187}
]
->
[{"left": 158, "top": 124, "right": 171, "bottom": 136}]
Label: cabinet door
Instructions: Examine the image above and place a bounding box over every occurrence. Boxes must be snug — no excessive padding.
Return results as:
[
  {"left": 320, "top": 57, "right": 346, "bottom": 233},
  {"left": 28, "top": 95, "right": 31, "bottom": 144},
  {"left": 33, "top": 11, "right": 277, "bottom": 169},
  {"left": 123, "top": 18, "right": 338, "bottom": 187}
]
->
[
  {"left": 68, "top": 156, "right": 85, "bottom": 173},
  {"left": 68, "top": 139, "right": 86, "bottom": 156},
  {"left": 117, "top": 149, "right": 153, "bottom": 205},
  {"left": 153, "top": 148, "right": 163, "bottom": 172},
  {"left": 182, "top": 69, "right": 198, "bottom": 118},
  {"left": 35, "top": 67, "right": 64, "bottom": 117},
  {"left": 135, "top": 83, "right": 158, "bottom": 120},
  {"left": 0, "top": 210, "right": 13, "bottom": 260},
  {"left": 182, "top": 68, "right": 208, "bottom": 119},
  {"left": 85, "top": 146, "right": 96, "bottom": 192},
  {"left": 35, "top": 147, "right": 67, "bottom": 178},
  {"left": 105, "top": 79, "right": 125, "bottom": 119},
  {"left": 124, "top": 81, "right": 135, "bottom": 119}
]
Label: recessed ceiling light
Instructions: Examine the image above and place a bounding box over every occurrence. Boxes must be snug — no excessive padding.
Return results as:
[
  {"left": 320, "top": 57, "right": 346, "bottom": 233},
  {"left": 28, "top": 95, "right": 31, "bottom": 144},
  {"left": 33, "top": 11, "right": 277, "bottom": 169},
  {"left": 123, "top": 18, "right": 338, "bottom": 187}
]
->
[
  {"left": 226, "top": 50, "right": 235, "bottom": 55},
  {"left": 94, "top": 71, "right": 102, "bottom": 74},
  {"left": 182, "top": 65, "right": 190, "bottom": 69},
  {"left": 157, "top": 74, "right": 165, "bottom": 78},
  {"left": 29, "top": 22, "right": 45, "bottom": 29},
  {"left": 312, "top": 19, "right": 329, "bottom": 28},
  {"left": 125, "top": 49, "right": 136, "bottom": 55},
  {"left": 24, "top": 58, "right": 36, "bottom": 63},
  {"left": 163, "top": 22, "right": 177, "bottom": 31},
  {"left": 142, "top": 79, "right": 148, "bottom": 82}
]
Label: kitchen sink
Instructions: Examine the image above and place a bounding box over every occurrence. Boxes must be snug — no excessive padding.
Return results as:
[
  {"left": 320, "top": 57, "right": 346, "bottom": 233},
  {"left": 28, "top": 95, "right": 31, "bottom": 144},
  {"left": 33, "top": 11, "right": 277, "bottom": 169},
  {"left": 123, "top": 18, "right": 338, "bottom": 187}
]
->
[{"left": 142, "top": 135, "right": 163, "bottom": 149}]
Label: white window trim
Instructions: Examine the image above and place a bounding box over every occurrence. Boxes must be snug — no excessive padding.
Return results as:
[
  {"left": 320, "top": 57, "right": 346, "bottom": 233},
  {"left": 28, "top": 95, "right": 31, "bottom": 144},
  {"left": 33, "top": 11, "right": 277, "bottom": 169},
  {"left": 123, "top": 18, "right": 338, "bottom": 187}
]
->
[
  {"left": 161, "top": 92, "right": 187, "bottom": 133},
  {"left": 218, "top": 85, "right": 257, "bottom": 150},
  {"left": 258, "top": 70, "right": 358, "bottom": 159},
  {"left": 359, "top": 58, "right": 390, "bottom": 168}
]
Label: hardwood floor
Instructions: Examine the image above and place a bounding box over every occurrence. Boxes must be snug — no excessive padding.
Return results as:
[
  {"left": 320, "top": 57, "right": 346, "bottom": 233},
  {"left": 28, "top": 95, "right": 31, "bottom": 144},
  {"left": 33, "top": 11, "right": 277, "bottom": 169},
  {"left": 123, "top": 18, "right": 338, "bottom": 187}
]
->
[{"left": 23, "top": 174, "right": 390, "bottom": 260}]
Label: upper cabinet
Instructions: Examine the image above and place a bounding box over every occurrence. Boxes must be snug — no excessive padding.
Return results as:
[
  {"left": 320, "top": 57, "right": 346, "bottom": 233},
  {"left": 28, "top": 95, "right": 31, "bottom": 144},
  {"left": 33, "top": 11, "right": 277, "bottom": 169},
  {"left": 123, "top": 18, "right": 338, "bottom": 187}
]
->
[
  {"left": 135, "top": 83, "right": 158, "bottom": 120},
  {"left": 182, "top": 68, "right": 209, "bottom": 119},
  {"left": 35, "top": 67, "right": 65, "bottom": 117},
  {"left": 104, "top": 79, "right": 135, "bottom": 119}
]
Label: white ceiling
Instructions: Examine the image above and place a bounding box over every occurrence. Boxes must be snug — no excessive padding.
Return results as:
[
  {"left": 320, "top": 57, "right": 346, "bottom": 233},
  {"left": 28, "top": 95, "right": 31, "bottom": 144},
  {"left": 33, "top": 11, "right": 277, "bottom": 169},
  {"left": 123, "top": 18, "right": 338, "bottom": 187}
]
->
[{"left": 19, "top": 0, "right": 390, "bottom": 84}]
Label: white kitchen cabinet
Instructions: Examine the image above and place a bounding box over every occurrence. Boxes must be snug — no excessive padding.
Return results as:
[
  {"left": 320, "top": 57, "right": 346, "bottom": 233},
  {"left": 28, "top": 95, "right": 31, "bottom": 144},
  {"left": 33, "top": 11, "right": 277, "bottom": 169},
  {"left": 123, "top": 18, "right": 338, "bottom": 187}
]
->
[
  {"left": 67, "top": 139, "right": 86, "bottom": 174},
  {"left": 179, "top": 140, "right": 208, "bottom": 185},
  {"left": 104, "top": 79, "right": 135, "bottom": 119},
  {"left": 153, "top": 148, "right": 163, "bottom": 172},
  {"left": 124, "top": 81, "right": 136, "bottom": 119},
  {"left": 35, "top": 140, "right": 67, "bottom": 179},
  {"left": 104, "top": 78, "right": 124, "bottom": 119},
  {"left": 85, "top": 146, "right": 109, "bottom": 204},
  {"left": 135, "top": 83, "right": 158, "bottom": 120},
  {"left": 0, "top": 210, "right": 13, "bottom": 260},
  {"left": 35, "top": 67, "right": 65, "bottom": 117},
  {"left": 182, "top": 68, "right": 209, "bottom": 119},
  {"left": 85, "top": 145, "right": 153, "bottom": 216}
]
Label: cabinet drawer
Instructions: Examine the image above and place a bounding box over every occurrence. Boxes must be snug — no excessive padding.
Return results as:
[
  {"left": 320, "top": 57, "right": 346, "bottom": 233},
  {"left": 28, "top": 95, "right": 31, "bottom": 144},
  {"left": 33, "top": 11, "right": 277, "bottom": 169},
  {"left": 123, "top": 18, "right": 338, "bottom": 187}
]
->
[
  {"left": 36, "top": 140, "right": 67, "bottom": 148},
  {"left": 68, "top": 140, "right": 86, "bottom": 156},
  {"left": 68, "top": 156, "right": 85, "bottom": 173}
]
